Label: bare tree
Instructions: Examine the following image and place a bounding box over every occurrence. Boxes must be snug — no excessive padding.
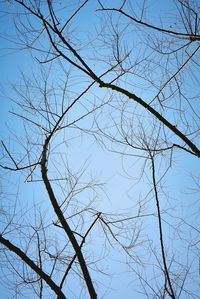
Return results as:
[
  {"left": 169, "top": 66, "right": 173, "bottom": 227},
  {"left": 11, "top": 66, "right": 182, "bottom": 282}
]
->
[{"left": 0, "top": 0, "right": 200, "bottom": 298}]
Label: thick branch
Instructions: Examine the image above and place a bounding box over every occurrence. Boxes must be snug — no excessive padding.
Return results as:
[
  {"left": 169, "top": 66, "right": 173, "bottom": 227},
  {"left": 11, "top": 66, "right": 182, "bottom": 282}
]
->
[
  {"left": 0, "top": 235, "right": 66, "bottom": 299},
  {"left": 41, "top": 140, "right": 97, "bottom": 299},
  {"left": 98, "top": 81, "right": 200, "bottom": 157}
]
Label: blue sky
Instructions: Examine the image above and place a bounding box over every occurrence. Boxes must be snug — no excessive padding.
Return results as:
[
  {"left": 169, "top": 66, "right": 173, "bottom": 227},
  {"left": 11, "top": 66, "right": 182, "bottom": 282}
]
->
[{"left": 0, "top": 1, "right": 200, "bottom": 298}]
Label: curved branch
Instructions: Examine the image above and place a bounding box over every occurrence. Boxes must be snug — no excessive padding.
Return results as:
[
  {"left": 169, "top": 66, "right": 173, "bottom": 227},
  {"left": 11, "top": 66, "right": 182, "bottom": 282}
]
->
[
  {"left": 97, "top": 8, "right": 200, "bottom": 41},
  {"left": 41, "top": 139, "right": 97, "bottom": 299}
]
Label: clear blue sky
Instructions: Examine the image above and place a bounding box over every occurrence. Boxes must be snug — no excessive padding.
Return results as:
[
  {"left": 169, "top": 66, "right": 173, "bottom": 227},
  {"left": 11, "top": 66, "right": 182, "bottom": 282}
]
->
[{"left": 0, "top": 1, "right": 200, "bottom": 298}]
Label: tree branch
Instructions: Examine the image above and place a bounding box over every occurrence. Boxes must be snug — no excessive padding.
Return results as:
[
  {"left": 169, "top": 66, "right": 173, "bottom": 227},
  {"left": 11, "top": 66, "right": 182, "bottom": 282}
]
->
[{"left": 0, "top": 235, "right": 66, "bottom": 299}]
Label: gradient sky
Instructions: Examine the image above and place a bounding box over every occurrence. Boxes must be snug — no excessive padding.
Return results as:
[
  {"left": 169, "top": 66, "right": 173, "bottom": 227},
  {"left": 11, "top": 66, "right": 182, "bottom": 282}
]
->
[{"left": 0, "top": 1, "right": 200, "bottom": 298}]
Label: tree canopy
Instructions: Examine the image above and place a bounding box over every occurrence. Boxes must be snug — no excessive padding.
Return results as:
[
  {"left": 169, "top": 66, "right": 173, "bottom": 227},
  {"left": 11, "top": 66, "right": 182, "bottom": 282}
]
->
[{"left": 0, "top": 1, "right": 200, "bottom": 298}]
